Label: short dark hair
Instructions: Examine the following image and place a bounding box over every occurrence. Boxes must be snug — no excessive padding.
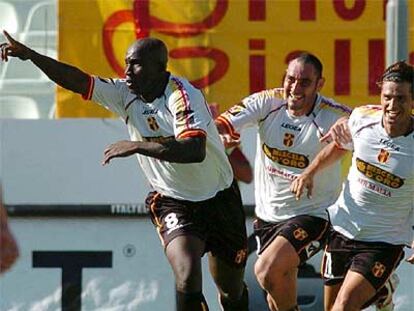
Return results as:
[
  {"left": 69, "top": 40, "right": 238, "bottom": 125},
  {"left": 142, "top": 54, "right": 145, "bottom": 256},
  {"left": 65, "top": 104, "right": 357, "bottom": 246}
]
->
[
  {"left": 377, "top": 61, "right": 414, "bottom": 99},
  {"left": 135, "top": 37, "right": 168, "bottom": 70},
  {"left": 293, "top": 53, "right": 323, "bottom": 78}
]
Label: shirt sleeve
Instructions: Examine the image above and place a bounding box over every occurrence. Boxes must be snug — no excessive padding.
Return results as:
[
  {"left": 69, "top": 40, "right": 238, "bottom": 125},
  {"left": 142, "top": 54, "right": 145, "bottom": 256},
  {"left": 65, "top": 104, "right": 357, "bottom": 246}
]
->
[
  {"left": 216, "top": 90, "right": 277, "bottom": 139},
  {"left": 84, "top": 76, "right": 128, "bottom": 119},
  {"left": 167, "top": 79, "right": 208, "bottom": 139}
]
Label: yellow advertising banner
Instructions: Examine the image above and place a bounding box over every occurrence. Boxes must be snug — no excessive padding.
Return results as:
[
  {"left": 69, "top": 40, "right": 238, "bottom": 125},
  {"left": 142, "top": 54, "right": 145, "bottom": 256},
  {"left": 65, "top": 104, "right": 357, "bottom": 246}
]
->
[{"left": 57, "top": 0, "right": 414, "bottom": 118}]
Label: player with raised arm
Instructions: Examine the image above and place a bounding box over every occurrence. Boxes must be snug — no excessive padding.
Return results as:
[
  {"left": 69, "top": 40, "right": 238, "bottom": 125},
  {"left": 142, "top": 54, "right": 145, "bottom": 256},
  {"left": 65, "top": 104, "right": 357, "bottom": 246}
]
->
[
  {"left": 1, "top": 30, "right": 249, "bottom": 311},
  {"left": 291, "top": 61, "right": 414, "bottom": 311},
  {"left": 216, "top": 53, "right": 351, "bottom": 311}
]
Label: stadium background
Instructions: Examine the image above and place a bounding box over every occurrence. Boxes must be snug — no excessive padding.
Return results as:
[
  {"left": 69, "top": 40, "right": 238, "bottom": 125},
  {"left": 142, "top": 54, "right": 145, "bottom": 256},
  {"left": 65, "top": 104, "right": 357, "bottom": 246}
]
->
[{"left": 0, "top": 0, "right": 413, "bottom": 310}]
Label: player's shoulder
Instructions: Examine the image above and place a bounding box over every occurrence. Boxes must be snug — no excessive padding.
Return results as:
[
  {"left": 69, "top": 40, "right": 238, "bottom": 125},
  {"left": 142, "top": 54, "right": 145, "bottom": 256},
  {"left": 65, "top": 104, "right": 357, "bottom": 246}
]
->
[
  {"left": 318, "top": 95, "right": 352, "bottom": 117},
  {"left": 167, "top": 75, "right": 195, "bottom": 91},
  {"left": 243, "top": 87, "right": 285, "bottom": 107},
  {"left": 352, "top": 105, "right": 382, "bottom": 117}
]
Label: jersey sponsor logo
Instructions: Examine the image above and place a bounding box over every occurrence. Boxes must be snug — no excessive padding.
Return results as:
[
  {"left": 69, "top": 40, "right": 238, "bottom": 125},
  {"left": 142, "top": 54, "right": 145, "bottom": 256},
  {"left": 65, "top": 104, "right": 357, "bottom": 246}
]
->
[
  {"left": 357, "top": 178, "right": 391, "bottom": 197},
  {"left": 356, "top": 158, "right": 404, "bottom": 188},
  {"left": 283, "top": 133, "right": 295, "bottom": 147},
  {"left": 147, "top": 116, "right": 160, "bottom": 131},
  {"left": 142, "top": 108, "right": 159, "bottom": 115},
  {"left": 143, "top": 136, "right": 175, "bottom": 143},
  {"left": 263, "top": 143, "right": 309, "bottom": 169},
  {"left": 227, "top": 102, "right": 246, "bottom": 116},
  {"left": 293, "top": 227, "right": 308, "bottom": 241},
  {"left": 281, "top": 122, "right": 302, "bottom": 132},
  {"left": 379, "top": 138, "right": 400, "bottom": 151},
  {"left": 371, "top": 261, "right": 386, "bottom": 278},
  {"left": 377, "top": 149, "right": 390, "bottom": 163}
]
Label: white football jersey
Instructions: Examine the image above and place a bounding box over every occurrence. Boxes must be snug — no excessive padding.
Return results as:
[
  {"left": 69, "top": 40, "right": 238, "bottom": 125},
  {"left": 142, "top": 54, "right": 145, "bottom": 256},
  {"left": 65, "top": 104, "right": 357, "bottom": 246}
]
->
[
  {"left": 217, "top": 88, "right": 351, "bottom": 222},
  {"left": 84, "top": 75, "right": 233, "bottom": 201},
  {"left": 329, "top": 106, "right": 414, "bottom": 245}
]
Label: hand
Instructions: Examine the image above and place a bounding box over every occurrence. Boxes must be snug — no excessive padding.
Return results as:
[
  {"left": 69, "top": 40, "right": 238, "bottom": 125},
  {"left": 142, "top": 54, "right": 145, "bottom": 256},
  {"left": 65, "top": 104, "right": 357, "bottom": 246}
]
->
[
  {"left": 0, "top": 30, "right": 32, "bottom": 62},
  {"left": 320, "top": 116, "right": 351, "bottom": 146},
  {"left": 102, "top": 140, "right": 138, "bottom": 165},
  {"left": 290, "top": 173, "right": 314, "bottom": 201},
  {"left": 0, "top": 226, "right": 19, "bottom": 273}
]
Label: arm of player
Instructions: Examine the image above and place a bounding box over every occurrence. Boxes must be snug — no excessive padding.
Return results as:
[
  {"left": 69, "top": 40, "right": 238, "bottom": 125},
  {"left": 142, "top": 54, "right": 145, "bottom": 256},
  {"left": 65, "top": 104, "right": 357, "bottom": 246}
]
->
[
  {"left": 0, "top": 202, "right": 19, "bottom": 274},
  {"left": 290, "top": 142, "right": 348, "bottom": 200},
  {"left": 102, "top": 136, "right": 206, "bottom": 165},
  {"left": 0, "top": 30, "right": 89, "bottom": 95},
  {"left": 227, "top": 146, "right": 253, "bottom": 184},
  {"left": 320, "top": 116, "right": 351, "bottom": 146}
]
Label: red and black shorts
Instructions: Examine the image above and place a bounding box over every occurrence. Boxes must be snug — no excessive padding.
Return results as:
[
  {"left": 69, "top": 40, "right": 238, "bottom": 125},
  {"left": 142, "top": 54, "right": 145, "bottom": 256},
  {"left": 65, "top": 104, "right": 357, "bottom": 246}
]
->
[
  {"left": 322, "top": 230, "right": 405, "bottom": 290},
  {"left": 145, "top": 180, "right": 248, "bottom": 268},
  {"left": 253, "top": 215, "right": 330, "bottom": 264}
]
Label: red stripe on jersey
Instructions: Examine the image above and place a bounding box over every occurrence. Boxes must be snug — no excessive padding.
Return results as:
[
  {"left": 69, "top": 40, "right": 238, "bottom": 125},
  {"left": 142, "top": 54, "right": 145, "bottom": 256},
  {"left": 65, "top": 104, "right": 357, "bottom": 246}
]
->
[
  {"left": 82, "top": 76, "right": 95, "bottom": 100},
  {"left": 171, "top": 77, "right": 192, "bottom": 130},
  {"left": 178, "top": 129, "right": 206, "bottom": 139},
  {"left": 216, "top": 116, "right": 240, "bottom": 140}
]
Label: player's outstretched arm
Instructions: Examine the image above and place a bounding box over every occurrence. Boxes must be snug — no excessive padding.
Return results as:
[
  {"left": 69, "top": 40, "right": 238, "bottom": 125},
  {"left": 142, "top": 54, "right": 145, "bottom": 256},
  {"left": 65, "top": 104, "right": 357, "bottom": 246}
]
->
[
  {"left": 102, "top": 136, "right": 206, "bottom": 165},
  {"left": 0, "top": 197, "right": 19, "bottom": 274},
  {"left": 320, "top": 116, "right": 351, "bottom": 146},
  {"left": 0, "top": 30, "right": 89, "bottom": 96},
  {"left": 290, "top": 142, "right": 348, "bottom": 200}
]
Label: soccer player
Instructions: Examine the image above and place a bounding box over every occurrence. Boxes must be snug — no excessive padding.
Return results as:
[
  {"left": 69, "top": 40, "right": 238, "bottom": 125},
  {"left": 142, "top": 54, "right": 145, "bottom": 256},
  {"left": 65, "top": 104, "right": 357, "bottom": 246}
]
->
[
  {"left": 216, "top": 53, "right": 351, "bottom": 311},
  {"left": 0, "top": 31, "right": 248, "bottom": 311},
  {"left": 290, "top": 61, "right": 414, "bottom": 311},
  {"left": 0, "top": 185, "right": 19, "bottom": 274}
]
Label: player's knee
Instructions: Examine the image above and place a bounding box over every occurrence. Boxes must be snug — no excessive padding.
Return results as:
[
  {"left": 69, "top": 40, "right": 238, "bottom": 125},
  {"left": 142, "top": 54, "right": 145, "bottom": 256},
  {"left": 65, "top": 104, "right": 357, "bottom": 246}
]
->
[
  {"left": 254, "top": 258, "right": 276, "bottom": 290},
  {"left": 173, "top": 263, "right": 202, "bottom": 292},
  {"left": 332, "top": 292, "right": 361, "bottom": 311}
]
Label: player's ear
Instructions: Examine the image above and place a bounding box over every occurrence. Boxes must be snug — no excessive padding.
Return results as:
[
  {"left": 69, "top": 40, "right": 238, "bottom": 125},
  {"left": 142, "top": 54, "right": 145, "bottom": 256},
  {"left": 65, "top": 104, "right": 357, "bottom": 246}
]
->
[{"left": 316, "top": 77, "right": 325, "bottom": 91}]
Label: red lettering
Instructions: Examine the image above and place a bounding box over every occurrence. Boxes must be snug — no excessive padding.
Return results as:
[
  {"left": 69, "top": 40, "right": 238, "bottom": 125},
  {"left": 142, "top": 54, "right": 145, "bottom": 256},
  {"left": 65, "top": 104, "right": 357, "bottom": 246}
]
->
[
  {"left": 169, "top": 47, "right": 229, "bottom": 89},
  {"left": 334, "top": 0, "right": 365, "bottom": 20},
  {"left": 102, "top": 10, "right": 135, "bottom": 76},
  {"left": 368, "top": 40, "right": 384, "bottom": 95},
  {"left": 335, "top": 40, "right": 350, "bottom": 95},
  {"left": 300, "top": 0, "right": 316, "bottom": 21},
  {"left": 249, "top": 39, "right": 266, "bottom": 93},
  {"left": 383, "top": 0, "right": 388, "bottom": 21},
  {"left": 134, "top": 0, "right": 229, "bottom": 37},
  {"left": 249, "top": 0, "right": 266, "bottom": 21}
]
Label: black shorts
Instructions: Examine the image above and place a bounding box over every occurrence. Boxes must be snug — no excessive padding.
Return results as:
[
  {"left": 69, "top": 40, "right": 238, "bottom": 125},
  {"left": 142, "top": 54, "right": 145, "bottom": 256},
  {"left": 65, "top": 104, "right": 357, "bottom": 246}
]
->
[
  {"left": 145, "top": 180, "right": 248, "bottom": 268},
  {"left": 254, "top": 215, "right": 329, "bottom": 264},
  {"left": 322, "top": 230, "right": 404, "bottom": 290}
]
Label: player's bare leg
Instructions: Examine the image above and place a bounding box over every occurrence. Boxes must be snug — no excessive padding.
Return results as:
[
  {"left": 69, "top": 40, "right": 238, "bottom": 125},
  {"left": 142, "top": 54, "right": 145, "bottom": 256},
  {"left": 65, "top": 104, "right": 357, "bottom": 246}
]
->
[
  {"left": 324, "top": 283, "right": 342, "bottom": 311},
  {"left": 166, "top": 235, "right": 208, "bottom": 311},
  {"left": 254, "top": 236, "right": 300, "bottom": 311},
  {"left": 208, "top": 254, "right": 248, "bottom": 310},
  {"left": 331, "top": 270, "right": 376, "bottom": 311}
]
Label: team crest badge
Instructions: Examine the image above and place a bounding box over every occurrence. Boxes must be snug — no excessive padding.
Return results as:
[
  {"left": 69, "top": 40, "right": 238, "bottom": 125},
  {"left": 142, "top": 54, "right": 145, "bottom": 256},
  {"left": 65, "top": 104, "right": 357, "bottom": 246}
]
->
[
  {"left": 371, "top": 261, "right": 386, "bottom": 278},
  {"left": 293, "top": 228, "right": 308, "bottom": 241},
  {"left": 377, "top": 149, "right": 390, "bottom": 163},
  {"left": 283, "top": 133, "right": 295, "bottom": 147}
]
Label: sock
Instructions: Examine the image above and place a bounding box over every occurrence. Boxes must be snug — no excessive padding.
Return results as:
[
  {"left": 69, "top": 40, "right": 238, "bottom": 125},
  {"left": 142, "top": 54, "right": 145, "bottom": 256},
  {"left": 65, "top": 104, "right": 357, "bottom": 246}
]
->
[{"left": 176, "top": 290, "right": 209, "bottom": 311}]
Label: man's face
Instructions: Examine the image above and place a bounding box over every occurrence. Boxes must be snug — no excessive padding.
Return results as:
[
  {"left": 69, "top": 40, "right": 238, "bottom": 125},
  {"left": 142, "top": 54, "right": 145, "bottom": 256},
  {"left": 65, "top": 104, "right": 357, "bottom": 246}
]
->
[
  {"left": 283, "top": 60, "right": 324, "bottom": 116},
  {"left": 124, "top": 44, "right": 161, "bottom": 96},
  {"left": 381, "top": 81, "right": 413, "bottom": 136}
]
